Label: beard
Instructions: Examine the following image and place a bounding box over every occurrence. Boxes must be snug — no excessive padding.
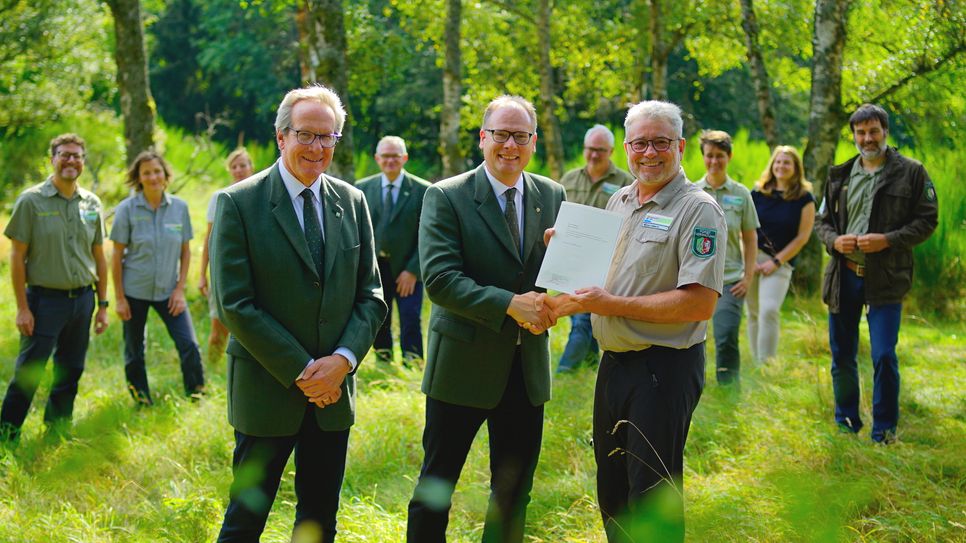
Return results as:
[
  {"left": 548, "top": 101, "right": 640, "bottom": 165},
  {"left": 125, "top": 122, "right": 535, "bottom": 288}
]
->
[{"left": 856, "top": 139, "right": 887, "bottom": 161}]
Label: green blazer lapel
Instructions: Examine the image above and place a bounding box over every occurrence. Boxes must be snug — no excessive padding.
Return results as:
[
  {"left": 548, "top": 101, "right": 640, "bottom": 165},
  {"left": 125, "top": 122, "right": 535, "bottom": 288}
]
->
[
  {"left": 390, "top": 174, "right": 413, "bottom": 224},
  {"left": 269, "top": 165, "right": 319, "bottom": 278},
  {"left": 321, "top": 175, "right": 345, "bottom": 281},
  {"left": 364, "top": 178, "right": 383, "bottom": 226},
  {"left": 473, "top": 166, "right": 521, "bottom": 263},
  {"left": 522, "top": 172, "right": 546, "bottom": 265}
]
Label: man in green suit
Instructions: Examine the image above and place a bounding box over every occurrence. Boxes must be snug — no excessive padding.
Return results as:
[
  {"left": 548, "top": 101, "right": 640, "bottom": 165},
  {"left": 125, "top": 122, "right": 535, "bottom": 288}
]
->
[
  {"left": 210, "top": 85, "right": 386, "bottom": 543},
  {"left": 355, "top": 136, "right": 431, "bottom": 365},
  {"left": 407, "top": 95, "right": 566, "bottom": 543}
]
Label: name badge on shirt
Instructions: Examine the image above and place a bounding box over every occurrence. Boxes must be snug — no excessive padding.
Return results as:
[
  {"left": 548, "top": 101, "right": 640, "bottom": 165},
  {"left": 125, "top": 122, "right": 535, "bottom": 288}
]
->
[
  {"left": 642, "top": 213, "right": 674, "bottom": 231},
  {"left": 164, "top": 223, "right": 183, "bottom": 234},
  {"left": 722, "top": 195, "right": 744, "bottom": 207},
  {"left": 601, "top": 182, "right": 620, "bottom": 195},
  {"left": 82, "top": 210, "right": 99, "bottom": 223}
]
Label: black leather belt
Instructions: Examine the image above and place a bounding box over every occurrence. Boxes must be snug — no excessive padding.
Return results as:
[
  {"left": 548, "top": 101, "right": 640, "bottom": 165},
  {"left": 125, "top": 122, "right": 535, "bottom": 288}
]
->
[{"left": 28, "top": 285, "right": 93, "bottom": 298}]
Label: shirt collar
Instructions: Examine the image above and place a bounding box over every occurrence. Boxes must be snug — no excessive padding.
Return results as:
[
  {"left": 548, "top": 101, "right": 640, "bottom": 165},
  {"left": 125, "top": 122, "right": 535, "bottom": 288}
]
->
[
  {"left": 695, "top": 174, "right": 736, "bottom": 192},
  {"left": 622, "top": 168, "right": 688, "bottom": 209},
  {"left": 381, "top": 170, "right": 405, "bottom": 189},
  {"left": 850, "top": 156, "right": 882, "bottom": 178},
  {"left": 483, "top": 165, "right": 524, "bottom": 198},
  {"left": 133, "top": 191, "right": 171, "bottom": 208},
  {"left": 278, "top": 159, "right": 322, "bottom": 202}
]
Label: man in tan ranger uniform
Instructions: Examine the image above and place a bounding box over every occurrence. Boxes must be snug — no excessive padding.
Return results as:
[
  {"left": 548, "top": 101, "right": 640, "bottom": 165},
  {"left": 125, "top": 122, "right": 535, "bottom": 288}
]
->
[
  {"left": 1, "top": 133, "right": 110, "bottom": 443},
  {"left": 545, "top": 101, "right": 725, "bottom": 542},
  {"left": 556, "top": 125, "right": 634, "bottom": 372}
]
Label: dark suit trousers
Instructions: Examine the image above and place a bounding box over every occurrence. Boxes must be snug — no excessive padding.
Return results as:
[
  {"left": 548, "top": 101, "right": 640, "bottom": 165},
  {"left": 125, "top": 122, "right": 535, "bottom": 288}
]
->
[
  {"left": 374, "top": 257, "right": 424, "bottom": 358},
  {"left": 407, "top": 349, "right": 544, "bottom": 543},
  {"left": 594, "top": 344, "right": 705, "bottom": 543},
  {"left": 218, "top": 405, "right": 350, "bottom": 543}
]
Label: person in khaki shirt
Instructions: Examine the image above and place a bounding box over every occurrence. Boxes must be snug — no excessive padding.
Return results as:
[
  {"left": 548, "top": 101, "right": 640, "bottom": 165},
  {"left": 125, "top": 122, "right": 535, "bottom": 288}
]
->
[
  {"left": 1, "top": 133, "right": 109, "bottom": 443},
  {"left": 695, "top": 130, "right": 759, "bottom": 385},
  {"left": 545, "top": 102, "right": 725, "bottom": 543},
  {"left": 556, "top": 125, "right": 634, "bottom": 372}
]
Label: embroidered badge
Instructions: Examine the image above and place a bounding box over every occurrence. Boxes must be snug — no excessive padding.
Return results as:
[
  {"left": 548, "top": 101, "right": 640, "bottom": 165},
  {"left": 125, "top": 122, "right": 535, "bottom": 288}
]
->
[
  {"left": 601, "top": 182, "right": 620, "bottom": 195},
  {"left": 925, "top": 182, "right": 937, "bottom": 202},
  {"left": 691, "top": 227, "right": 717, "bottom": 258},
  {"left": 722, "top": 195, "right": 744, "bottom": 207},
  {"left": 642, "top": 213, "right": 674, "bottom": 231}
]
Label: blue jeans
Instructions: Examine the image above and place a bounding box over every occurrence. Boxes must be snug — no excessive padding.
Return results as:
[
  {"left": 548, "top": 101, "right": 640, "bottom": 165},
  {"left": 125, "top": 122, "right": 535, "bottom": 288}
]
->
[
  {"left": 712, "top": 284, "right": 743, "bottom": 384},
  {"left": 557, "top": 313, "right": 599, "bottom": 372},
  {"left": 829, "top": 266, "right": 902, "bottom": 440},
  {"left": 123, "top": 296, "right": 204, "bottom": 404},
  {"left": 374, "top": 258, "right": 424, "bottom": 361},
  {"left": 1, "top": 286, "right": 94, "bottom": 439}
]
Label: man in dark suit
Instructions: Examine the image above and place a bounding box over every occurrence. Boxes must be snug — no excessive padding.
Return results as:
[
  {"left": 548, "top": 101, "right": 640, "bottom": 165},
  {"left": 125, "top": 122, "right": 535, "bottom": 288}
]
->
[
  {"left": 355, "top": 136, "right": 432, "bottom": 365},
  {"left": 406, "top": 95, "right": 566, "bottom": 543},
  {"left": 210, "top": 85, "right": 386, "bottom": 543}
]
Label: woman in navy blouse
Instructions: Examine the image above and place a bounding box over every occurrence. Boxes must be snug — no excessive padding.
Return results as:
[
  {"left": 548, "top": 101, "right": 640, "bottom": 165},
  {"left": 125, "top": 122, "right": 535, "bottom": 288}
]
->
[
  {"left": 747, "top": 146, "right": 816, "bottom": 363},
  {"left": 110, "top": 151, "right": 204, "bottom": 405}
]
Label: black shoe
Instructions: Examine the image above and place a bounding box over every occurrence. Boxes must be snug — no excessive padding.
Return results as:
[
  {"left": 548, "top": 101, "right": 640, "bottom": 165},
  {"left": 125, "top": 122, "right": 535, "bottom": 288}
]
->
[{"left": 871, "top": 428, "right": 897, "bottom": 445}]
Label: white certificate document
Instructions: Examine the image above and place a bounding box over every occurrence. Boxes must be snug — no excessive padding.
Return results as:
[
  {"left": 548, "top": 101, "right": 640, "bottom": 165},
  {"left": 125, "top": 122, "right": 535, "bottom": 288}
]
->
[{"left": 536, "top": 201, "right": 622, "bottom": 294}]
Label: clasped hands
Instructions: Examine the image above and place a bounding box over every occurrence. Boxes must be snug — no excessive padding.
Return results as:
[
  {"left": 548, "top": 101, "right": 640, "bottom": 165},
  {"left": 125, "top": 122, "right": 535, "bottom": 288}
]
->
[
  {"left": 295, "top": 354, "right": 350, "bottom": 409},
  {"left": 509, "top": 288, "right": 609, "bottom": 335}
]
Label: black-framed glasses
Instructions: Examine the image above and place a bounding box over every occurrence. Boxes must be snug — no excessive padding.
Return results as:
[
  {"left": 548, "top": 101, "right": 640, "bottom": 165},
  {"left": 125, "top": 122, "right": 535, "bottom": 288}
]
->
[
  {"left": 626, "top": 137, "right": 679, "bottom": 153},
  {"left": 485, "top": 129, "right": 534, "bottom": 145},
  {"left": 287, "top": 127, "right": 341, "bottom": 148},
  {"left": 56, "top": 151, "right": 85, "bottom": 161}
]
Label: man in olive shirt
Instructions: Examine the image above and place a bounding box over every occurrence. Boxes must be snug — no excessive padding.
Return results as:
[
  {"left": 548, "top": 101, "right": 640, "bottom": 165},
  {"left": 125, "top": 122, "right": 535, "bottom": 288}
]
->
[
  {"left": 556, "top": 124, "right": 634, "bottom": 372},
  {"left": 1, "top": 133, "right": 110, "bottom": 442},
  {"left": 546, "top": 102, "right": 725, "bottom": 542}
]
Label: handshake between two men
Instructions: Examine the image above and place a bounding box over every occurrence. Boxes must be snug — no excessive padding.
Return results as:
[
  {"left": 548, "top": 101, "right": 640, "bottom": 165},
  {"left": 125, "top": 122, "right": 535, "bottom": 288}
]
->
[{"left": 507, "top": 227, "right": 610, "bottom": 335}]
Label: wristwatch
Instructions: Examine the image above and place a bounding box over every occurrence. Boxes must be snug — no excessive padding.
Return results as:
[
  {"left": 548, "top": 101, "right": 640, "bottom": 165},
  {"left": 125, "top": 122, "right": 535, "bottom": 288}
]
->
[
  {"left": 771, "top": 257, "right": 782, "bottom": 267},
  {"left": 98, "top": 299, "right": 109, "bottom": 308}
]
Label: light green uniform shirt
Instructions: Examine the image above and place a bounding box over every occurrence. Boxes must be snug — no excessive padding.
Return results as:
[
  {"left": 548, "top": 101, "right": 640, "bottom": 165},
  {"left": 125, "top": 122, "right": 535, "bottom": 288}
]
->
[
  {"left": 845, "top": 159, "right": 880, "bottom": 265},
  {"left": 4, "top": 177, "right": 104, "bottom": 289},
  {"left": 695, "top": 175, "right": 759, "bottom": 284},
  {"left": 592, "top": 170, "right": 727, "bottom": 351},
  {"left": 110, "top": 192, "right": 193, "bottom": 301},
  {"left": 559, "top": 162, "right": 635, "bottom": 210}
]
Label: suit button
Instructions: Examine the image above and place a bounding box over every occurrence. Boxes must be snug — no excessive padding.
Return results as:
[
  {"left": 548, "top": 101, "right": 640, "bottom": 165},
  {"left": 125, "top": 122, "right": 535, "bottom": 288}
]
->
[
  {"left": 313, "top": 282, "right": 320, "bottom": 288},
  {"left": 319, "top": 319, "right": 327, "bottom": 325}
]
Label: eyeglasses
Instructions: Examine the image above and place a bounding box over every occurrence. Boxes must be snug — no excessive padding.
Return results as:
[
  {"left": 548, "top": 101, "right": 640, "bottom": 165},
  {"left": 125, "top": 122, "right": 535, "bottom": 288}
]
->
[
  {"left": 484, "top": 129, "right": 534, "bottom": 145},
  {"left": 626, "top": 137, "right": 679, "bottom": 153},
  {"left": 378, "top": 153, "right": 404, "bottom": 159},
  {"left": 287, "top": 127, "right": 341, "bottom": 148},
  {"left": 584, "top": 146, "right": 611, "bottom": 154},
  {"left": 56, "top": 151, "right": 85, "bottom": 161}
]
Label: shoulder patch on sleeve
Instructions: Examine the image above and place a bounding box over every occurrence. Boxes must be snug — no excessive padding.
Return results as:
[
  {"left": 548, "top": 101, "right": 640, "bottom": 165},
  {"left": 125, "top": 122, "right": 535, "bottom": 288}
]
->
[
  {"left": 691, "top": 227, "right": 717, "bottom": 259},
  {"left": 925, "top": 182, "right": 937, "bottom": 202}
]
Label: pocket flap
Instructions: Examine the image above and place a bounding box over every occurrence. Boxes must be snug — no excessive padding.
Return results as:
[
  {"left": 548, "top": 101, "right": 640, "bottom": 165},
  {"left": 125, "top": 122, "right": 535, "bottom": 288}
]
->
[{"left": 431, "top": 315, "right": 476, "bottom": 342}]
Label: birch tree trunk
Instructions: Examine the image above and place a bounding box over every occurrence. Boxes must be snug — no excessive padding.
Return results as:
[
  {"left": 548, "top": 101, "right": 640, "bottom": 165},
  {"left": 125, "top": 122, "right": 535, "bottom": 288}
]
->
[
  {"left": 536, "top": 0, "right": 564, "bottom": 180},
  {"left": 440, "top": 0, "right": 464, "bottom": 178},
  {"left": 739, "top": 0, "right": 778, "bottom": 149},
  {"left": 647, "top": 0, "right": 669, "bottom": 100},
  {"left": 798, "top": 0, "right": 851, "bottom": 295},
  {"left": 298, "top": 0, "right": 355, "bottom": 182},
  {"left": 105, "top": 0, "right": 155, "bottom": 164}
]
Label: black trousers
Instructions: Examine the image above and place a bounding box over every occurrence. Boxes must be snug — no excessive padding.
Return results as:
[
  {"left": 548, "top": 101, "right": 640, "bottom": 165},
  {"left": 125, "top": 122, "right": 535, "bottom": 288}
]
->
[
  {"left": 407, "top": 350, "right": 544, "bottom": 543},
  {"left": 217, "top": 405, "right": 350, "bottom": 543},
  {"left": 594, "top": 344, "right": 705, "bottom": 543}
]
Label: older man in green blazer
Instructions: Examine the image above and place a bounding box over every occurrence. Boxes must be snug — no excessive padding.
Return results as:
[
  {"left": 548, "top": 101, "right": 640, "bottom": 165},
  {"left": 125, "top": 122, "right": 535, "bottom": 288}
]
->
[
  {"left": 407, "top": 95, "right": 566, "bottom": 543},
  {"left": 355, "top": 136, "right": 432, "bottom": 364},
  {"left": 210, "top": 85, "right": 386, "bottom": 543}
]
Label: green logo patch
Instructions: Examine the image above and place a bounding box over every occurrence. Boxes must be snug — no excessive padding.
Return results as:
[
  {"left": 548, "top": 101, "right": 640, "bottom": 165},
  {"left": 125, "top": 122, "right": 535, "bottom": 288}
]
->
[
  {"left": 925, "top": 182, "right": 937, "bottom": 202},
  {"left": 691, "top": 227, "right": 717, "bottom": 259}
]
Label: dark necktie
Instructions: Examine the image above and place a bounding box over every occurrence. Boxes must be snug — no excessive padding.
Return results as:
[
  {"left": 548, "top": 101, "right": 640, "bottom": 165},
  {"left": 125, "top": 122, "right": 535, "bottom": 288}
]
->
[
  {"left": 378, "top": 184, "right": 394, "bottom": 252},
  {"left": 301, "top": 188, "right": 324, "bottom": 278},
  {"left": 504, "top": 187, "right": 521, "bottom": 258}
]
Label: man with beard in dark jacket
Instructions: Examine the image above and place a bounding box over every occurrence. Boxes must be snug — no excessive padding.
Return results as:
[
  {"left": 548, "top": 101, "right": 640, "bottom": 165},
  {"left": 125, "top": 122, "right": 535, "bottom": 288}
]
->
[{"left": 815, "top": 103, "right": 938, "bottom": 445}]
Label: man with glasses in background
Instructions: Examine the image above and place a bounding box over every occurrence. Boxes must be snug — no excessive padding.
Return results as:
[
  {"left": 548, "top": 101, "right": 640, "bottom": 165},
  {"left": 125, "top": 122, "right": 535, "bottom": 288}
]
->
[
  {"left": 355, "top": 136, "right": 431, "bottom": 366},
  {"left": 1, "top": 133, "right": 109, "bottom": 444},
  {"left": 545, "top": 101, "right": 725, "bottom": 542},
  {"left": 210, "top": 85, "right": 386, "bottom": 542},
  {"left": 407, "top": 95, "right": 565, "bottom": 543},
  {"left": 556, "top": 124, "right": 634, "bottom": 373}
]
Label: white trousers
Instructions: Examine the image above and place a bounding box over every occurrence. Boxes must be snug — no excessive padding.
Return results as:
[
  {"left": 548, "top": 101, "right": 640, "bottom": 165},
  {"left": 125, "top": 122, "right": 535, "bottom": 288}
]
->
[{"left": 746, "top": 251, "right": 794, "bottom": 362}]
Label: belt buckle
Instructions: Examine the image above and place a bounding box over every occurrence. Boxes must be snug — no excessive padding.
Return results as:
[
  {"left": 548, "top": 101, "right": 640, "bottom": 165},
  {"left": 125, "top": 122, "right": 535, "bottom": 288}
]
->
[
  {"left": 855, "top": 264, "right": 864, "bottom": 278},
  {"left": 68, "top": 288, "right": 79, "bottom": 298},
  {"left": 378, "top": 250, "right": 390, "bottom": 259}
]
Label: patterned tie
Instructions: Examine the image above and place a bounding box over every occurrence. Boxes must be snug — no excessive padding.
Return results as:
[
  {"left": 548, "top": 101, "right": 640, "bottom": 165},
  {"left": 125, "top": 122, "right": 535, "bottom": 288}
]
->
[
  {"left": 504, "top": 187, "right": 521, "bottom": 258},
  {"left": 301, "top": 188, "right": 324, "bottom": 278},
  {"left": 378, "top": 183, "right": 395, "bottom": 252}
]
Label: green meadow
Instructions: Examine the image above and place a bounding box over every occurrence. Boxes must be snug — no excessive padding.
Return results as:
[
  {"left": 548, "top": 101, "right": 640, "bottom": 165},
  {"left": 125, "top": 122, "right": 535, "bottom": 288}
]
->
[{"left": 0, "top": 128, "right": 964, "bottom": 541}]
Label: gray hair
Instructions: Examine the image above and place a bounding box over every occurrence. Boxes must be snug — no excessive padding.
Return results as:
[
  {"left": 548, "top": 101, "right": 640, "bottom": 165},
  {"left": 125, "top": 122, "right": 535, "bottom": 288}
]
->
[
  {"left": 481, "top": 95, "right": 538, "bottom": 131},
  {"left": 274, "top": 85, "right": 347, "bottom": 134},
  {"left": 584, "top": 124, "right": 615, "bottom": 147},
  {"left": 376, "top": 135, "right": 408, "bottom": 155},
  {"left": 624, "top": 101, "right": 684, "bottom": 138}
]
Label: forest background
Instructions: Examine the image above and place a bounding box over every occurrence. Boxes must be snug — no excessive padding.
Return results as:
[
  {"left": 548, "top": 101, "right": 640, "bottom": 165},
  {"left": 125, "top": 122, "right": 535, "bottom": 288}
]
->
[{"left": 0, "top": 0, "right": 964, "bottom": 541}]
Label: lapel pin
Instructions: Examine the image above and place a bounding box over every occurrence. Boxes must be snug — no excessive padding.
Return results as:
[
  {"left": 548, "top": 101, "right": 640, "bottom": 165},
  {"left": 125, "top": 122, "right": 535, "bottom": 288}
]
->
[{"left": 536, "top": 207, "right": 541, "bottom": 213}]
